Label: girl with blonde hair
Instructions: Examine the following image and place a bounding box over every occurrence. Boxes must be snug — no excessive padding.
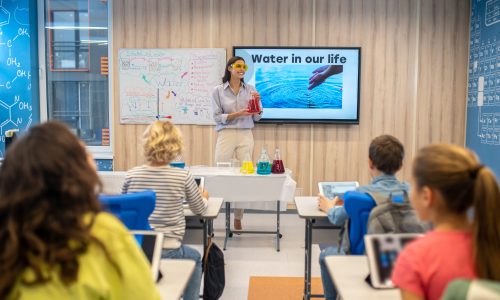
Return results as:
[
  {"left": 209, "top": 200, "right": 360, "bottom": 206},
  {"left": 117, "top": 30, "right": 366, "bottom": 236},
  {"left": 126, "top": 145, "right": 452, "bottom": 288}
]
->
[{"left": 122, "top": 120, "right": 208, "bottom": 300}]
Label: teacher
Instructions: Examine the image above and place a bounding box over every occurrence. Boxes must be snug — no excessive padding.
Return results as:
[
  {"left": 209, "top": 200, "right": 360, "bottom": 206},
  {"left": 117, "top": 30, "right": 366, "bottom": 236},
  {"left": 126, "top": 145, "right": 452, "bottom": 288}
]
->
[{"left": 211, "top": 56, "right": 262, "bottom": 230}]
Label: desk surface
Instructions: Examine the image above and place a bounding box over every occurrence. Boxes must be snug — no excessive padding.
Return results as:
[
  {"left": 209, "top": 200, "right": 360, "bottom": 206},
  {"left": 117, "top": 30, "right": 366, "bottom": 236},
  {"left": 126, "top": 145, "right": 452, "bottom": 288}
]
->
[
  {"left": 184, "top": 197, "right": 223, "bottom": 219},
  {"left": 157, "top": 259, "right": 195, "bottom": 300},
  {"left": 294, "top": 196, "right": 328, "bottom": 219},
  {"left": 324, "top": 256, "right": 401, "bottom": 300}
]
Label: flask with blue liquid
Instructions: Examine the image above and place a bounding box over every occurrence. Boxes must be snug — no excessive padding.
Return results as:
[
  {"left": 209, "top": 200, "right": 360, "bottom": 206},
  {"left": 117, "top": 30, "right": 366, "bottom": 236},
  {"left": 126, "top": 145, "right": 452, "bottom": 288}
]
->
[{"left": 256, "top": 145, "right": 271, "bottom": 175}]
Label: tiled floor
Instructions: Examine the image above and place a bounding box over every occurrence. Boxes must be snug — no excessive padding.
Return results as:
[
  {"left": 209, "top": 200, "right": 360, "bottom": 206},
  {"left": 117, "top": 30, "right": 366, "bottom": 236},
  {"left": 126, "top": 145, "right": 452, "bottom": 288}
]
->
[{"left": 185, "top": 211, "right": 340, "bottom": 300}]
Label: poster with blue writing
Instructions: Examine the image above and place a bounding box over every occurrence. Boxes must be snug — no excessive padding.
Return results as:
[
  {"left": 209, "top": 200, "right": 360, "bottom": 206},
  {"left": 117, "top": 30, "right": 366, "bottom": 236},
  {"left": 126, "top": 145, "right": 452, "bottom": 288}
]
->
[
  {"left": 0, "top": 0, "right": 36, "bottom": 157},
  {"left": 466, "top": 0, "right": 500, "bottom": 178}
]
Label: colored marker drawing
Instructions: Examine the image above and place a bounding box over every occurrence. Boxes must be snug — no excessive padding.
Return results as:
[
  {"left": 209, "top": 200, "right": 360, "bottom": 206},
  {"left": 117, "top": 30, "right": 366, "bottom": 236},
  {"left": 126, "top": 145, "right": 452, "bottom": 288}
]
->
[{"left": 119, "top": 48, "right": 226, "bottom": 125}]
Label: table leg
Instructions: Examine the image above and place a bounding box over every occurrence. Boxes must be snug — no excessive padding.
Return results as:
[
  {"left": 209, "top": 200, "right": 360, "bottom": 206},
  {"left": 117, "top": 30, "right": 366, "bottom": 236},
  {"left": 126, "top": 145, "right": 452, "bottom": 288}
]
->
[
  {"left": 276, "top": 200, "right": 280, "bottom": 252},
  {"left": 304, "top": 219, "right": 311, "bottom": 300},
  {"left": 203, "top": 219, "right": 208, "bottom": 256},
  {"left": 224, "top": 202, "right": 231, "bottom": 250}
]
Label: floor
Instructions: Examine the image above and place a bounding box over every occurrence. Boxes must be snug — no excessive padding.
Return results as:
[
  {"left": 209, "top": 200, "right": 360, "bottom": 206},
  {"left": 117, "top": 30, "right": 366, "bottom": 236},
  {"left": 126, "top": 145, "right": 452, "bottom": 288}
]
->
[{"left": 184, "top": 211, "right": 341, "bottom": 300}]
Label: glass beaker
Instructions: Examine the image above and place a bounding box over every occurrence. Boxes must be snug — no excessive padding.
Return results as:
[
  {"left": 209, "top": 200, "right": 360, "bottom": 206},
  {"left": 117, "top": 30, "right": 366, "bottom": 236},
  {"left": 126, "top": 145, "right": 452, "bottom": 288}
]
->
[
  {"left": 247, "top": 94, "right": 260, "bottom": 113},
  {"left": 256, "top": 145, "right": 271, "bottom": 175},
  {"left": 271, "top": 147, "right": 285, "bottom": 174},
  {"left": 240, "top": 161, "right": 254, "bottom": 174}
]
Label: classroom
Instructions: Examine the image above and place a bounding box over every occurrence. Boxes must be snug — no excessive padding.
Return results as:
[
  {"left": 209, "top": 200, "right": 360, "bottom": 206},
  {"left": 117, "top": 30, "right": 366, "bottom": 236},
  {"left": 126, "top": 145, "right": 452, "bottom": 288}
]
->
[{"left": 0, "top": 0, "right": 499, "bottom": 299}]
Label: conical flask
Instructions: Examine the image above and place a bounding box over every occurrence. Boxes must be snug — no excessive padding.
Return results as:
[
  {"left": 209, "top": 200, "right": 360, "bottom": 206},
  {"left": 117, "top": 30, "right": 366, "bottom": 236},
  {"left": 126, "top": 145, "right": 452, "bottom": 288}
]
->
[
  {"left": 271, "top": 147, "right": 285, "bottom": 174},
  {"left": 257, "top": 145, "right": 271, "bottom": 175}
]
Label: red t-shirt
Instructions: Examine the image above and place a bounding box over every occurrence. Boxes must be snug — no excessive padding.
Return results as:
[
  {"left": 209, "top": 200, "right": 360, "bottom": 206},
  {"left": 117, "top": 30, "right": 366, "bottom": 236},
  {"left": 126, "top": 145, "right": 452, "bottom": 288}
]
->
[{"left": 392, "top": 230, "right": 477, "bottom": 300}]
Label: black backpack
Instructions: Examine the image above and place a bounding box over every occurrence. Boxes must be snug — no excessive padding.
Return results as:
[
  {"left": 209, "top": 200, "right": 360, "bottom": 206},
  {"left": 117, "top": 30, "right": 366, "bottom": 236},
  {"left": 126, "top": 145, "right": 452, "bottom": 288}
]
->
[{"left": 202, "top": 239, "right": 225, "bottom": 300}]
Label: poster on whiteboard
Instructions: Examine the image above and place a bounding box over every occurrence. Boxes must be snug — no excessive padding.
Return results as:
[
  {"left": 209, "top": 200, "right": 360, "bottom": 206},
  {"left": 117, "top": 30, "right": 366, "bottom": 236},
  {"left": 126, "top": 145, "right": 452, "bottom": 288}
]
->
[{"left": 118, "top": 48, "right": 226, "bottom": 125}]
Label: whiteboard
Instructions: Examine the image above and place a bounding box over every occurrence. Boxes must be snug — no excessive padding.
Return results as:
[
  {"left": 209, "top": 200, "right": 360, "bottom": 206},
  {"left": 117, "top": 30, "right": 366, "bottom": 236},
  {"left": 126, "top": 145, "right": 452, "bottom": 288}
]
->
[{"left": 118, "top": 48, "right": 226, "bottom": 125}]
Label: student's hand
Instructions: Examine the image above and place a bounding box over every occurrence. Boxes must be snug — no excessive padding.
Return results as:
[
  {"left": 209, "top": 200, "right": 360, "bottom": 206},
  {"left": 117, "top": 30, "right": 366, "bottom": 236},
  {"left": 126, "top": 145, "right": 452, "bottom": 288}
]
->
[
  {"left": 308, "top": 65, "right": 343, "bottom": 90},
  {"left": 200, "top": 189, "right": 209, "bottom": 200},
  {"left": 318, "top": 194, "right": 336, "bottom": 213}
]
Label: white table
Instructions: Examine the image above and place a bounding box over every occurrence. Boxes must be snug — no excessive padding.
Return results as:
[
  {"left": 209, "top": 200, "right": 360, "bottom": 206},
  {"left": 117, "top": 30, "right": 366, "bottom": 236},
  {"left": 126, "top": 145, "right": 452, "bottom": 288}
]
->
[
  {"left": 325, "top": 256, "right": 401, "bottom": 300},
  {"left": 157, "top": 259, "right": 195, "bottom": 300},
  {"left": 188, "top": 166, "right": 296, "bottom": 211},
  {"left": 98, "top": 171, "right": 127, "bottom": 194},
  {"left": 184, "top": 197, "right": 223, "bottom": 256},
  {"left": 295, "top": 196, "right": 344, "bottom": 300},
  {"left": 188, "top": 166, "right": 296, "bottom": 251}
]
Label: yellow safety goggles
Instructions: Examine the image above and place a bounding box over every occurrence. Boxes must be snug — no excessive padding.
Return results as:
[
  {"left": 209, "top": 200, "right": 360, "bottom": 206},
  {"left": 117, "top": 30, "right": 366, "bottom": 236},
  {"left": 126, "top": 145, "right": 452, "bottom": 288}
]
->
[{"left": 231, "top": 63, "right": 248, "bottom": 71}]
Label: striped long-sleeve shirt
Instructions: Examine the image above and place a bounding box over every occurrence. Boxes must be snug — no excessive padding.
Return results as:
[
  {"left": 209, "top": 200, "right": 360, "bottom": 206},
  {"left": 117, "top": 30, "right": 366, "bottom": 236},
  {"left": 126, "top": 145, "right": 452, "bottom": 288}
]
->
[{"left": 122, "top": 165, "right": 208, "bottom": 249}]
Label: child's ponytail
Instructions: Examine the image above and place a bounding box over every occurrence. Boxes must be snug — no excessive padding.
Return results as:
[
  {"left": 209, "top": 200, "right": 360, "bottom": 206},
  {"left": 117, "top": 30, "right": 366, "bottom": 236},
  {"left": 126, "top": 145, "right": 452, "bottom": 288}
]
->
[{"left": 472, "top": 166, "right": 500, "bottom": 280}]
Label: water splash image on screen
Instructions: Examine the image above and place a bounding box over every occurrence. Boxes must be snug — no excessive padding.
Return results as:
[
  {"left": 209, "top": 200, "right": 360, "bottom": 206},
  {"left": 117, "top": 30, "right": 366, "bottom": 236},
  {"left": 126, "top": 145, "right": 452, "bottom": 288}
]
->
[{"left": 254, "top": 65, "right": 343, "bottom": 109}]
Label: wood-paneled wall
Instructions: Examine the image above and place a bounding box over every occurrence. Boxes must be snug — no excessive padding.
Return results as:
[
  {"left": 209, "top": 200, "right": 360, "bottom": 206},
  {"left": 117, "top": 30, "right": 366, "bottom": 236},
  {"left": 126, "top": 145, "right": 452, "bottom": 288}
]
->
[{"left": 112, "top": 0, "right": 470, "bottom": 195}]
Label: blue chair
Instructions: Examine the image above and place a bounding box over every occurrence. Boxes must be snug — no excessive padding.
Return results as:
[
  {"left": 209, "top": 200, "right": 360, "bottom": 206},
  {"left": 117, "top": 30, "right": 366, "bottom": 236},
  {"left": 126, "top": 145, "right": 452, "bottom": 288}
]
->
[
  {"left": 343, "top": 191, "right": 376, "bottom": 254},
  {"left": 99, "top": 190, "right": 156, "bottom": 230}
]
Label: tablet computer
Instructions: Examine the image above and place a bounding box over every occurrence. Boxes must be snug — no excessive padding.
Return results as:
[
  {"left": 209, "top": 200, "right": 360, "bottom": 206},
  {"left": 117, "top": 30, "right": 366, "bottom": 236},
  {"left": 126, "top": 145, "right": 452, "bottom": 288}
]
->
[
  {"left": 183, "top": 176, "right": 205, "bottom": 207},
  {"left": 364, "top": 233, "right": 422, "bottom": 289},
  {"left": 130, "top": 230, "right": 164, "bottom": 282},
  {"left": 318, "top": 181, "right": 359, "bottom": 200},
  {"left": 194, "top": 176, "right": 205, "bottom": 191}
]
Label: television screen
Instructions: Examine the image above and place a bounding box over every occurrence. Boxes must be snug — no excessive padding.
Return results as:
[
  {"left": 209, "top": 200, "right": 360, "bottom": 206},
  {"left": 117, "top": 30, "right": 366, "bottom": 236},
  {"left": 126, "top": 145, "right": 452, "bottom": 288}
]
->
[{"left": 233, "top": 47, "right": 361, "bottom": 123}]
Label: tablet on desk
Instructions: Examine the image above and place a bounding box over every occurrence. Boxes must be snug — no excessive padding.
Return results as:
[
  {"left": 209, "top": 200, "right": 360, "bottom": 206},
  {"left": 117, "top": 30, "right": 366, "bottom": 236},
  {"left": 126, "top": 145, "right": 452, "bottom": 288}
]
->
[
  {"left": 183, "top": 176, "right": 205, "bottom": 208},
  {"left": 130, "top": 230, "right": 164, "bottom": 282},
  {"left": 318, "top": 181, "right": 359, "bottom": 200},
  {"left": 364, "top": 233, "right": 422, "bottom": 289}
]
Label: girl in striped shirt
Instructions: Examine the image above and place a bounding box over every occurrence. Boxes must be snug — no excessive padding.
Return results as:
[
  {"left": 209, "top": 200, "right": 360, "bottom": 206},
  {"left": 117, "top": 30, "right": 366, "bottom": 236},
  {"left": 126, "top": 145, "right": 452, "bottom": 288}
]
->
[{"left": 122, "top": 120, "right": 208, "bottom": 300}]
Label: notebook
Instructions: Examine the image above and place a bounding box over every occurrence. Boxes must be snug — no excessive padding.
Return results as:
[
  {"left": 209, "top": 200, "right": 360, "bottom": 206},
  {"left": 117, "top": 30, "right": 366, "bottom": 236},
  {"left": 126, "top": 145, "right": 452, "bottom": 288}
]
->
[
  {"left": 364, "top": 233, "right": 422, "bottom": 289},
  {"left": 318, "top": 181, "right": 359, "bottom": 200},
  {"left": 183, "top": 176, "right": 205, "bottom": 207},
  {"left": 130, "top": 230, "right": 164, "bottom": 282}
]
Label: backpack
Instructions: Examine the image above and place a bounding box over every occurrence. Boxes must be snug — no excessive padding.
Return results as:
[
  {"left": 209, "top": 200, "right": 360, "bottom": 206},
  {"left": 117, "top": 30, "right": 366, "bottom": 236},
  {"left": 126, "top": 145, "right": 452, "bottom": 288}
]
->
[
  {"left": 367, "top": 190, "right": 429, "bottom": 234},
  {"left": 202, "top": 239, "right": 225, "bottom": 300}
]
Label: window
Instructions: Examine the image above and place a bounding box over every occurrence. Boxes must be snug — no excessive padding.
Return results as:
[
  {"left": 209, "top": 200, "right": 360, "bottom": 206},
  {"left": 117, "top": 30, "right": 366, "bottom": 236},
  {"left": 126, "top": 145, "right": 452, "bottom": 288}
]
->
[
  {"left": 41, "top": 0, "right": 111, "bottom": 153},
  {"left": 50, "top": 10, "right": 89, "bottom": 70}
]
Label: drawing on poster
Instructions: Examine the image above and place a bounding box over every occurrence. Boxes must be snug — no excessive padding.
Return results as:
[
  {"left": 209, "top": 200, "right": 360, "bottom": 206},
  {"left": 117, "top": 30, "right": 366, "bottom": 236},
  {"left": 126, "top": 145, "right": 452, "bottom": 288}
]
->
[{"left": 119, "top": 48, "right": 226, "bottom": 125}]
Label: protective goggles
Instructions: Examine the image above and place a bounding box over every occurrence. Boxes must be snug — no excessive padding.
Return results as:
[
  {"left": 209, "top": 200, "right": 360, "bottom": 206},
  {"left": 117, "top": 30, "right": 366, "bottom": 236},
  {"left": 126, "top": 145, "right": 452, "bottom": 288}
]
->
[{"left": 231, "top": 63, "right": 248, "bottom": 71}]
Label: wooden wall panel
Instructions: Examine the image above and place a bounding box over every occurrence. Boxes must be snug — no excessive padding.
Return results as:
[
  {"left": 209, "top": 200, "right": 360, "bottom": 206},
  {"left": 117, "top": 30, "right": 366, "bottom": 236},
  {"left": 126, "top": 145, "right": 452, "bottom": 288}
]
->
[
  {"left": 113, "top": 0, "right": 214, "bottom": 170},
  {"left": 112, "top": 0, "right": 470, "bottom": 196},
  {"left": 416, "top": 0, "right": 469, "bottom": 149},
  {"left": 313, "top": 0, "right": 419, "bottom": 186}
]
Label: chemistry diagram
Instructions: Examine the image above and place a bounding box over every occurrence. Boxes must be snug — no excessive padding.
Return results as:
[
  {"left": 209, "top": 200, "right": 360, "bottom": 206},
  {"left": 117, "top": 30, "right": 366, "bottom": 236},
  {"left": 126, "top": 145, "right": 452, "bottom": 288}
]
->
[
  {"left": 467, "top": 0, "right": 500, "bottom": 146},
  {"left": 0, "top": 0, "right": 33, "bottom": 156}
]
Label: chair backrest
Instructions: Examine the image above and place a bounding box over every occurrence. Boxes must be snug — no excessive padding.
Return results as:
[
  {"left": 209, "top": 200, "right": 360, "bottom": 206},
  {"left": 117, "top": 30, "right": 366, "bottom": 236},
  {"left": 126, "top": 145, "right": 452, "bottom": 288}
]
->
[
  {"left": 344, "top": 191, "right": 376, "bottom": 254},
  {"left": 99, "top": 190, "right": 156, "bottom": 230},
  {"left": 442, "top": 279, "right": 500, "bottom": 300}
]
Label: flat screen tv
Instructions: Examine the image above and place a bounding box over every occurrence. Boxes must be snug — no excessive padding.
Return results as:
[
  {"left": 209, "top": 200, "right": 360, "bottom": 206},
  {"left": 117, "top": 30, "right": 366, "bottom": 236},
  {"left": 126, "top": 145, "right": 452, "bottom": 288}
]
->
[{"left": 233, "top": 47, "right": 361, "bottom": 124}]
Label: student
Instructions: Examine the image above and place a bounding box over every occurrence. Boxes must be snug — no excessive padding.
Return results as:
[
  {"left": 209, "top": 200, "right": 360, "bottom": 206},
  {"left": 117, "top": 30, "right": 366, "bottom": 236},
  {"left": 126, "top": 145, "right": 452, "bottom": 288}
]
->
[
  {"left": 0, "top": 121, "right": 160, "bottom": 300},
  {"left": 318, "top": 134, "right": 409, "bottom": 300},
  {"left": 392, "top": 144, "right": 500, "bottom": 300},
  {"left": 211, "top": 55, "right": 262, "bottom": 230},
  {"left": 122, "top": 120, "right": 208, "bottom": 300}
]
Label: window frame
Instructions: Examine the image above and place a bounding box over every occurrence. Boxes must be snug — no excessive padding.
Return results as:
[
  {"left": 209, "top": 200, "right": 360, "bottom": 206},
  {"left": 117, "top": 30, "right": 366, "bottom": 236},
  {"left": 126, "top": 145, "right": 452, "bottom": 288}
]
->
[{"left": 38, "top": 0, "right": 113, "bottom": 159}]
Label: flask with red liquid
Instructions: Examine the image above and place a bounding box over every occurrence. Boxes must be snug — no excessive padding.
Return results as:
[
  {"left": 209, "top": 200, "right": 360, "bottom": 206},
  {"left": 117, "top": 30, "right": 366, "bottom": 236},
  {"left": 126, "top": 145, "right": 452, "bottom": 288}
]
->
[
  {"left": 271, "top": 147, "right": 285, "bottom": 174},
  {"left": 247, "top": 94, "right": 260, "bottom": 113}
]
